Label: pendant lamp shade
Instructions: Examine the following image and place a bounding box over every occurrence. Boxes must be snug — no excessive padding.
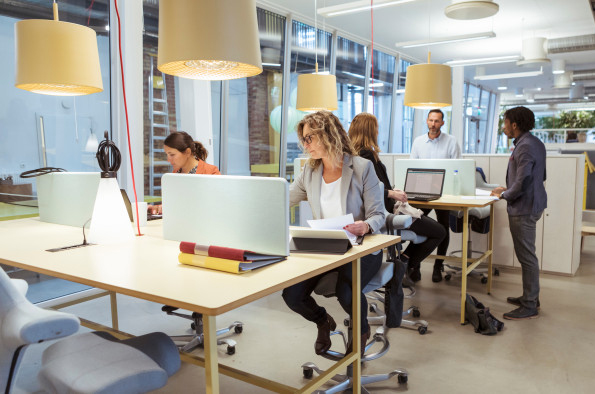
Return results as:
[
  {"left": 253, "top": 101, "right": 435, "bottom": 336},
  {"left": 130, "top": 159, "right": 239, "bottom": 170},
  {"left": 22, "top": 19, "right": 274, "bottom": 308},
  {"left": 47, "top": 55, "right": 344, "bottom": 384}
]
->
[
  {"left": 158, "top": 0, "right": 262, "bottom": 80},
  {"left": 296, "top": 66, "right": 338, "bottom": 112},
  {"left": 404, "top": 54, "right": 452, "bottom": 109},
  {"left": 14, "top": 3, "right": 103, "bottom": 96}
]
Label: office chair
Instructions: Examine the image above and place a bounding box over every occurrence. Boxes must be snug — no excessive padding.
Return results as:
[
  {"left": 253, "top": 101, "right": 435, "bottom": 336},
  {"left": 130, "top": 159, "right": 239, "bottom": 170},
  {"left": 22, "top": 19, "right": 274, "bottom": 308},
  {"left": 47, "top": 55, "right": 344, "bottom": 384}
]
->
[
  {"left": 445, "top": 168, "right": 500, "bottom": 283},
  {"left": 161, "top": 305, "right": 243, "bottom": 355},
  {"left": 300, "top": 214, "right": 415, "bottom": 392},
  {"left": 0, "top": 268, "right": 180, "bottom": 394}
]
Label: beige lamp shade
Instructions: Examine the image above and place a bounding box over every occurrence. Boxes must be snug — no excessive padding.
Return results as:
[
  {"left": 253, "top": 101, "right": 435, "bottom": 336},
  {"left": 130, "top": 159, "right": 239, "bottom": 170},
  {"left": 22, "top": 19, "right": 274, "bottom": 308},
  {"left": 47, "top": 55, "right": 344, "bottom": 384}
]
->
[
  {"left": 404, "top": 61, "right": 452, "bottom": 109},
  {"left": 15, "top": 5, "right": 103, "bottom": 96},
  {"left": 296, "top": 71, "right": 338, "bottom": 112},
  {"left": 158, "top": 0, "right": 262, "bottom": 80}
]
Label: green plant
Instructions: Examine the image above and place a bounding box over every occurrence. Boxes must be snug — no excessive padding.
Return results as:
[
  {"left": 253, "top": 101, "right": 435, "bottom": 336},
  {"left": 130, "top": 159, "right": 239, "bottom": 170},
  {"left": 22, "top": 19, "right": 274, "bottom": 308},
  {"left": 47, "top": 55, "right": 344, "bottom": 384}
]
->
[{"left": 556, "top": 111, "right": 595, "bottom": 129}]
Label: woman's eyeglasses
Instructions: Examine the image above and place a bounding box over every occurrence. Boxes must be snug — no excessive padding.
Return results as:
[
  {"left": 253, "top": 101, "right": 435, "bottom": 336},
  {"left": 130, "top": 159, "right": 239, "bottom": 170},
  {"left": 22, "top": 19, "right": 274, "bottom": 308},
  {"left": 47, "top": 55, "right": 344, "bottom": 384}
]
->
[{"left": 301, "top": 133, "right": 316, "bottom": 145}]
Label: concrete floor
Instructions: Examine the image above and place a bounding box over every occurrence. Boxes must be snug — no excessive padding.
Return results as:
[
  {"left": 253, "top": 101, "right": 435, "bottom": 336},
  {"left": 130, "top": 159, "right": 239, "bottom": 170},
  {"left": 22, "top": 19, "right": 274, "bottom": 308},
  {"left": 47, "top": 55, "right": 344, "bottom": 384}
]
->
[{"left": 12, "top": 235, "right": 595, "bottom": 393}]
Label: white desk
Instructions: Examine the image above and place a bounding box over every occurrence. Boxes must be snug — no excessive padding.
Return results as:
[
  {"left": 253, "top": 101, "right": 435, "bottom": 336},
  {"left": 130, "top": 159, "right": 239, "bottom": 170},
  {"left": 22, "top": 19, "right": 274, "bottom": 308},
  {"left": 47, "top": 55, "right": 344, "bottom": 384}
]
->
[
  {"left": 408, "top": 195, "right": 499, "bottom": 324},
  {"left": 0, "top": 218, "right": 399, "bottom": 393}
]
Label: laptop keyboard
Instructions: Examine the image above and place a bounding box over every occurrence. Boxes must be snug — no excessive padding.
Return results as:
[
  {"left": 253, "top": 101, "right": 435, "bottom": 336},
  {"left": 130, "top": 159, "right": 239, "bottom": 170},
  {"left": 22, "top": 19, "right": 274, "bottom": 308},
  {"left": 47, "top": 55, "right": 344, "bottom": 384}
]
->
[{"left": 407, "top": 193, "right": 439, "bottom": 201}]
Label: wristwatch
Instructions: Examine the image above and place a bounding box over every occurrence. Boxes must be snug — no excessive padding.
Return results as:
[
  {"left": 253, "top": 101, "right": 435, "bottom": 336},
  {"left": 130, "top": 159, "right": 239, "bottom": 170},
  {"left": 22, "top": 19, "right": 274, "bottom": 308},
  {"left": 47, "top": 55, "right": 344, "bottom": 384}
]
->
[{"left": 500, "top": 191, "right": 505, "bottom": 200}]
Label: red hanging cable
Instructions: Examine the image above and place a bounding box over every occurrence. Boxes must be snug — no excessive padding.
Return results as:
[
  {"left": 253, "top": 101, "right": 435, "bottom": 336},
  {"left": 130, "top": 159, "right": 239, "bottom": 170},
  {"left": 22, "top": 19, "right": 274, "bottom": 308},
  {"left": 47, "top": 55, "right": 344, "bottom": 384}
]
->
[
  {"left": 114, "top": 0, "right": 142, "bottom": 236},
  {"left": 86, "top": 0, "right": 95, "bottom": 26},
  {"left": 370, "top": 0, "right": 375, "bottom": 115}
]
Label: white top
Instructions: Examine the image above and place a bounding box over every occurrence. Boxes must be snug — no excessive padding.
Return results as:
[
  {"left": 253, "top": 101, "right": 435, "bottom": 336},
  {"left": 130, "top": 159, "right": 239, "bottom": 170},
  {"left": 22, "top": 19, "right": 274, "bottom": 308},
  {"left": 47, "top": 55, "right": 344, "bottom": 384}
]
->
[
  {"left": 320, "top": 176, "right": 343, "bottom": 219},
  {"left": 410, "top": 132, "right": 462, "bottom": 159}
]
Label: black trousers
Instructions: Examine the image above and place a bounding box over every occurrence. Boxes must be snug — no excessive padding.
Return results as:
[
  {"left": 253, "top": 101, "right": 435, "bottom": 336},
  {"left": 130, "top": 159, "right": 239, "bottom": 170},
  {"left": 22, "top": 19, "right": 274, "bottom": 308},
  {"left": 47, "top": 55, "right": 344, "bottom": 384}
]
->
[
  {"left": 403, "top": 215, "right": 446, "bottom": 269},
  {"left": 421, "top": 208, "right": 450, "bottom": 268},
  {"left": 282, "top": 252, "right": 383, "bottom": 334}
]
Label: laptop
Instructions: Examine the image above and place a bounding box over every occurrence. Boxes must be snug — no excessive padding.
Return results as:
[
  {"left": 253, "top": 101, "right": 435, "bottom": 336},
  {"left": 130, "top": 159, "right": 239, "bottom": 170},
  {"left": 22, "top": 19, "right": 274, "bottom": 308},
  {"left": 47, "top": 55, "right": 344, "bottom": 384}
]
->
[
  {"left": 120, "top": 189, "right": 162, "bottom": 221},
  {"left": 404, "top": 168, "right": 446, "bottom": 201}
]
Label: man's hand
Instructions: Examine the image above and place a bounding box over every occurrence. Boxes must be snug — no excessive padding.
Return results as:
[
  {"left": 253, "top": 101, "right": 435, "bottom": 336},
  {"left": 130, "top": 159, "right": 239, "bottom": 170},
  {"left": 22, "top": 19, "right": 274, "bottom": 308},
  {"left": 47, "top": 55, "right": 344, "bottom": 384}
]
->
[{"left": 490, "top": 186, "right": 506, "bottom": 198}]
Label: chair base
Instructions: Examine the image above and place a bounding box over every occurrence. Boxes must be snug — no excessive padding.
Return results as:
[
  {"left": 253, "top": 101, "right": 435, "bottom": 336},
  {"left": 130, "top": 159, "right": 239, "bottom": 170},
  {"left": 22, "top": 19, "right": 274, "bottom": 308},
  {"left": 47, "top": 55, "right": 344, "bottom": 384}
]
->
[
  {"left": 443, "top": 252, "right": 500, "bottom": 284},
  {"left": 366, "top": 291, "right": 429, "bottom": 335},
  {"left": 300, "top": 328, "right": 408, "bottom": 393},
  {"left": 162, "top": 306, "right": 243, "bottom": 354}
]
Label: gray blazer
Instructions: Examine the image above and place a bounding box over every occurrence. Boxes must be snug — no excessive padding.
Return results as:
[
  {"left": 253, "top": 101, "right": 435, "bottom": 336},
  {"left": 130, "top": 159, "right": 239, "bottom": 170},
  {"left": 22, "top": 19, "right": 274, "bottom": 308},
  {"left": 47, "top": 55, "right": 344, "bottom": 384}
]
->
[{"left": 290, "top": 154, "right": 385, "bottom": 234}]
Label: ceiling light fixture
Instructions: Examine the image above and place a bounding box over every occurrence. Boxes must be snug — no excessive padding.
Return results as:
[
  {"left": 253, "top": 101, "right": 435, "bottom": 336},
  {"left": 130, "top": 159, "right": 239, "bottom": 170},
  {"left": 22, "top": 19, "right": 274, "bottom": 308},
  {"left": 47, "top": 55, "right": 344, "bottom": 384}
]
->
[
  {"left": 158, "top": 0, "right": 262, "bottom": 80},
  {"left": 14, "top": 1, "right": 103, "bottom": 96},
  {"left": 445, "top": 1, "right": 499, "bottom": 20},
  {"left": 517, "top": 37, "right": 550, "bottom": 66},
  {"left": 474, "top": 67, "right": 543, "bottom": 81},
  {"left": 515, "top": 88, "right": 523, "bottom": 97},
  {"left": 445, "top": 55, "right": 520, "bottom": 66},
  {"left": 404, "top": 52, "right": 452, "bottom": 109},
  {"left": 318, "top": 0, "right": 416, "bottom": 18},
  {"left": 296, "top": 0, "right": 338, "bottom": 111},
  {"left": 396, "top": 31, "right": 495, "bottom": 48}
]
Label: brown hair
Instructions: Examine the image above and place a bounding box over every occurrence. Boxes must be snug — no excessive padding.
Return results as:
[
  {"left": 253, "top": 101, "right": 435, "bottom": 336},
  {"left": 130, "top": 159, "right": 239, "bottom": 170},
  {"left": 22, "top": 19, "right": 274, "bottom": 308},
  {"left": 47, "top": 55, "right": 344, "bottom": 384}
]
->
[
  {"left": 164, "top": 131, "right": 209, "bottom": 161},
  {"left": 348, "top": 113, "right": 380, "bottom": 161},
  {"left": 428, "top": 109, "right": 444, "bottom": 120},
  {"left": 296, "top": 111, "right": 356, "bottom": 169}
]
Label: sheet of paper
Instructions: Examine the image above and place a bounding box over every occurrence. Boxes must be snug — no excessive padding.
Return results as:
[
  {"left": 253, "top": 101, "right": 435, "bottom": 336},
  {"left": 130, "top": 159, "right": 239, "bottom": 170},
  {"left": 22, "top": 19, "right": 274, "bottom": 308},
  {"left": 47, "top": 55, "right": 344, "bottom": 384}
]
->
[
  {"left": 475, "top": 188, "right": 492, "bottom": 196},
  {"left": 308, "top": 214, "right": 358, "bottom": 244},
  {"left": 461, "top": 196, "right": 499, "bottom": 200}
]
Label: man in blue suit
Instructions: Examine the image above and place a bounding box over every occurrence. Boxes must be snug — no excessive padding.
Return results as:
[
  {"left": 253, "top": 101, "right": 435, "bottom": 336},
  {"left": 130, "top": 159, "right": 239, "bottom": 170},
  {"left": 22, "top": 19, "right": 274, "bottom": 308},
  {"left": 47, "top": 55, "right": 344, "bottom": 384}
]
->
[{"left": 491, "top": 106, "right": 547, "bottom": 320}]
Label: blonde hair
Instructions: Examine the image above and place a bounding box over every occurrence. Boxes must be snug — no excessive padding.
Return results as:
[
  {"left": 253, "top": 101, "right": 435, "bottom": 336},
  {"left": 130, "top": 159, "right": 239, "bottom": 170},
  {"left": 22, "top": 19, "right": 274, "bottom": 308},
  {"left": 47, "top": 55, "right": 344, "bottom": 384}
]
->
[
  {"left": 348, "top": 113, "right": 381, "bottom": 161},
  {"left": 296, "top": 111, "right": 356, "bottom": 169}
]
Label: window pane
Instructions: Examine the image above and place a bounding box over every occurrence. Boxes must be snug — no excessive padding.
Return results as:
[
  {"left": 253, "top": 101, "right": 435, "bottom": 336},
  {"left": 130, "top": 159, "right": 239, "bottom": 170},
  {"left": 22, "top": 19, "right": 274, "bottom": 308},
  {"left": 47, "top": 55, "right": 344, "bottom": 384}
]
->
[
  {"left": 392, "top": 59, "right": 414, "bottom": 153},
  {"left": 464, "top": 84, "right": 481, "bottom": 153},
  {"left": 224, "top": 8, "right": 286, "bottom": 177},
  {"left": 0, "top": 1, "right": 110, "bottom": 219},
  {"left": 335, "top": 36, "right": 367, "bottom": 128},
  {"left": 368, "top": 50, "right": 395, "bottom": 152}
]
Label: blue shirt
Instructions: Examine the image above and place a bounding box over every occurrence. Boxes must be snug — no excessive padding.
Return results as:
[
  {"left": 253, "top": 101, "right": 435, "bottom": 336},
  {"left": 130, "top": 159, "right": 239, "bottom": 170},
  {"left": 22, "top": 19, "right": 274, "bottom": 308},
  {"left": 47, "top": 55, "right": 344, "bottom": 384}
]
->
[
  {"left": 503, "top": 132, "right": 547, "bottom": 216},
  {"left": 410, "top": 132, "right": 461, "bottom": 159}
]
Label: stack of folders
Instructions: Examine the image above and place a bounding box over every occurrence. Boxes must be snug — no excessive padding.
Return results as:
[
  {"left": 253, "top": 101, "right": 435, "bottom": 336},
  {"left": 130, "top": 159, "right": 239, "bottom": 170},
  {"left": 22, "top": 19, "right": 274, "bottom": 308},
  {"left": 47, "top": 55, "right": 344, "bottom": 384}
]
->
[{"left": 178, "top": 242, "right": 286, "bottom": 274}]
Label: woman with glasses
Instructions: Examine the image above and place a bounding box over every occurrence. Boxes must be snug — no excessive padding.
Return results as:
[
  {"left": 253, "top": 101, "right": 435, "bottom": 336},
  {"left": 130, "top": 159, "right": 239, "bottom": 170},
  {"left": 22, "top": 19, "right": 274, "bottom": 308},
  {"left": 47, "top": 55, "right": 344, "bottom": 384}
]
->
[
  {"left": 282, "top": 111, "right": 385, "bottom": 357},
  {"left": 348, "top": 113, "right": 445, "bottom": 283}
]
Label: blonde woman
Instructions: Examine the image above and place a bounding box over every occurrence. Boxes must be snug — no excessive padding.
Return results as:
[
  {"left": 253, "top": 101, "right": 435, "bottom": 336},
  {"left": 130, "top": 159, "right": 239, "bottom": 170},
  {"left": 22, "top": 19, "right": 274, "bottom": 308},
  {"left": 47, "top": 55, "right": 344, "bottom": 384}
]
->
[{"left": 283, "top": 111, "right": 385, "bottom": 357}]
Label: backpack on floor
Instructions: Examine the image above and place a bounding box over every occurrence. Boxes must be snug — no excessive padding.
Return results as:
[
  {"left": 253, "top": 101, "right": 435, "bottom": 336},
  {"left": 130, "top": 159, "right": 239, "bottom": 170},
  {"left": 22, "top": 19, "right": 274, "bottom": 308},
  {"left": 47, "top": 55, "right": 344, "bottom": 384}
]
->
[{"left": 465, "top": 294, "right": 504, "bottom": 335}]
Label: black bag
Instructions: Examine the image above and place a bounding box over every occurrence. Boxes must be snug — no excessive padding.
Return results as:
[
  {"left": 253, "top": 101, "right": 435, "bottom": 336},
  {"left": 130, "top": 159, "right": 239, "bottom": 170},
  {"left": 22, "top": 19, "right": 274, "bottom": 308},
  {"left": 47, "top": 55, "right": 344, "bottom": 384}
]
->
[{"left": 464, "top": 294, "right": 504, "bottom": 335}]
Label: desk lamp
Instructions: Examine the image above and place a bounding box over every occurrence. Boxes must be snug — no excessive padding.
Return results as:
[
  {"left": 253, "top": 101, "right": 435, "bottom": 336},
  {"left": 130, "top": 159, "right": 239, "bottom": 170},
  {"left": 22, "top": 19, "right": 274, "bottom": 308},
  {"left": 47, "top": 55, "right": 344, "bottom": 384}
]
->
[{"left": 88, "top": 132, "right": 133, "bottom": 244}]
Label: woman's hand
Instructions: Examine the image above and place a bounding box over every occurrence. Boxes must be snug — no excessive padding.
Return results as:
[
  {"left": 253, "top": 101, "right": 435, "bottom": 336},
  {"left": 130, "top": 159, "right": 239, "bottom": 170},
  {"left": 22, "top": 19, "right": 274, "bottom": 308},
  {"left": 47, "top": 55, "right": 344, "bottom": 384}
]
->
[
  {"left": 389, "top": 189, "right": 408, "bottom": 202},
  {"left": 344, "top": 220, "right": 370, "bottom": 236},
  {"left": 148, "top": 204, "right": 162, "bottom": 215}
]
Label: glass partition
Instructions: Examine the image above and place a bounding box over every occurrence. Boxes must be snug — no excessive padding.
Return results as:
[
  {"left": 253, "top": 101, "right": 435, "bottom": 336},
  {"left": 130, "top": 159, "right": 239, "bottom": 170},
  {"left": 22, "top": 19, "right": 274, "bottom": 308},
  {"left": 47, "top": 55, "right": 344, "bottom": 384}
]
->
[
  {"left": 368, "top": 49, "right": 395, "bottom": 152},
  {"left": 335, "top": 36, "right": 367, "bottom": 128}
]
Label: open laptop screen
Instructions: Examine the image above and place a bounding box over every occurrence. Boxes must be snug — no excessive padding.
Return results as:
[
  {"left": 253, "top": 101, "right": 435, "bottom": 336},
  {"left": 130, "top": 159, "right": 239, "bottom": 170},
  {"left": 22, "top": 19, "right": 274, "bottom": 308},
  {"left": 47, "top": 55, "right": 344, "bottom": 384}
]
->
[{"left": 404, "top": 168, "right": 446, "bottom": 195}]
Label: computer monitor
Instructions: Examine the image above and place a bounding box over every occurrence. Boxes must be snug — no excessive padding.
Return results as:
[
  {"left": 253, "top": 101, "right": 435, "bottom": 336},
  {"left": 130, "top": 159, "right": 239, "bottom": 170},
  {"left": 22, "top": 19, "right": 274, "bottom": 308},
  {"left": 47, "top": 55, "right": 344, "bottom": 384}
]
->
[{"left": 162, "top": 174, "right": 290, "bottom": 256}]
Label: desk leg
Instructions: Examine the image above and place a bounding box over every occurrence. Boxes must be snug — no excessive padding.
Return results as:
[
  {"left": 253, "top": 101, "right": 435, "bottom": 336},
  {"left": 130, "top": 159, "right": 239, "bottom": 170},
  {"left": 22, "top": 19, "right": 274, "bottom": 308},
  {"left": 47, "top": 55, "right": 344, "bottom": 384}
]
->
[
  {"left": 352, "top": 257, "right": 361, "bottom": 393},
  {"left": 487, "top": 204, "right": 494, "bottom": 295},
  {"left": 460, "top": 208, "right": 469, "bottom": 325},
  {"left": 109, "top": 291, "right": 119, "bottom": 330},
  {"left": 203, "top": 315, "right": 220, "bottom": 394}
]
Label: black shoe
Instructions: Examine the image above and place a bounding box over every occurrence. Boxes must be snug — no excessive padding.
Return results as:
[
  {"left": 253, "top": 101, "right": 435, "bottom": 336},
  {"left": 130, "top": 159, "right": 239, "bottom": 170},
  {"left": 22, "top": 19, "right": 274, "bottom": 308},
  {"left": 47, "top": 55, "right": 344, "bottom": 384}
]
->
[
  {"left": 408, "top": 267, "right": 421, "bottom": 282},
  {"left": 503, "top": 306, "right": 538, "bottom": 320},
  {"left": 432, "top": 265, "right": 443, "bottom": 283},
  {"left": 507, "top": 296, "right": 540, "bottom": 309},
  {"left": 315, "top": 314, "right": 337, "bottom": 355}
]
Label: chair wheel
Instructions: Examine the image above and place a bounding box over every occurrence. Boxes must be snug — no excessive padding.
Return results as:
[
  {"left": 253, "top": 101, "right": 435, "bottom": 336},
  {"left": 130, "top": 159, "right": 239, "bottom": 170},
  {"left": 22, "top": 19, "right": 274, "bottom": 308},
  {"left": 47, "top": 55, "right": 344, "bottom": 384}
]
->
[
  {"left": 234, "top": 325, "right": 243, "bottom": 334},
  {"left": 190, "top": 323, "right": 196, "bottom": 330},
  {"left": 445, "top": 274, "right": 451, "bottom": 281},
  {"left": 398, "top": 374, "right": 408, "bottom": 384},
  {"left": 412, "top": 309, "right": 421, "bottom": 318},
  {"left": 303, "top": 367, "right": 313, "bottom": 379},
  {"left": 226, "top": 346, "right": 235, "bottom": 355},
  {"left": 418, "top": 326, "right": 427, "bottom": 335},
  {"left": 344, "top": 318, "right": 350, "bottom": 327},
  {"left": 481, "top": 277, "right": 488, "bottom": 284},
  {"left": 495, "top": 268, "right": 500, "bottom": 276}
]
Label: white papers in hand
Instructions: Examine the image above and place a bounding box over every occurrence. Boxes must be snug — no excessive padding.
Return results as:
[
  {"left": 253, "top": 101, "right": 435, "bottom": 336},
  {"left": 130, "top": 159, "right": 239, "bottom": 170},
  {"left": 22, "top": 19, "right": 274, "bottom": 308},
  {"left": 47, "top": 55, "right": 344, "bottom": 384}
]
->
[
  {"left": 307, "top": 214, "right": 359, "bottom": 244},
  {"left": 475, "top": 188, "right": 492, "bottom": 196}
]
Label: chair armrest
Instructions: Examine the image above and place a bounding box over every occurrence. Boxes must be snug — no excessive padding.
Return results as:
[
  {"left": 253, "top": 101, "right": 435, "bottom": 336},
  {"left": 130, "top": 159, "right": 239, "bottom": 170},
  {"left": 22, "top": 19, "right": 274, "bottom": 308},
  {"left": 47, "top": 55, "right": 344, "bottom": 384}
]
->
[
  {"left": 390, "top": 214, "right": 413, "bottom": 230},
  {"left": 3, "top": 302, "right": 79, "bottom": 348}
]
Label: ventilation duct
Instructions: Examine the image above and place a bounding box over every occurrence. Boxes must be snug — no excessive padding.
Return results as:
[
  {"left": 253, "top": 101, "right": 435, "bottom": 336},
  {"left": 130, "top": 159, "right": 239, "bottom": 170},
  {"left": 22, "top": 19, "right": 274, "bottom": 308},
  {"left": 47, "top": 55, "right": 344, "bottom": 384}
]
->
[
  {"left": 572, "top": 69, "right": 595, "bottom": 82},
  {"left": 547, "top": 34, "right": 595, "bottom": 54}
]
